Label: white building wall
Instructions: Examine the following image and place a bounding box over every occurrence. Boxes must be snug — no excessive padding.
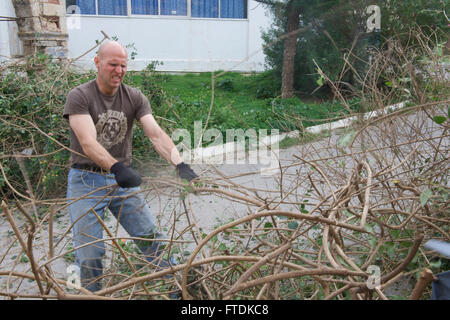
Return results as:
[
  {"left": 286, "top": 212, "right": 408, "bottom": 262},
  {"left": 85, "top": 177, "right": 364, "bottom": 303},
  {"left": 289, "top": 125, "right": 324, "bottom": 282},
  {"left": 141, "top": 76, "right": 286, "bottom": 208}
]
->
[
  {"left": 0, "top": 1, "right": 22, "bottom": 62},
  {"left": 66, "top": 0, "right": 271, "bottom": 72}
]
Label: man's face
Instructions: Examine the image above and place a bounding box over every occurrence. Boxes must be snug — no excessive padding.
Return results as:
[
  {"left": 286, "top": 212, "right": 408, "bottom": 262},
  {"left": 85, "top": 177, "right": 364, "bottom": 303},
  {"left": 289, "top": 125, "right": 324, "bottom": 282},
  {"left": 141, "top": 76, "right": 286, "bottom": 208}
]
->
[{"left": 95, "top": 44, "right": 128, "bottom": 95}]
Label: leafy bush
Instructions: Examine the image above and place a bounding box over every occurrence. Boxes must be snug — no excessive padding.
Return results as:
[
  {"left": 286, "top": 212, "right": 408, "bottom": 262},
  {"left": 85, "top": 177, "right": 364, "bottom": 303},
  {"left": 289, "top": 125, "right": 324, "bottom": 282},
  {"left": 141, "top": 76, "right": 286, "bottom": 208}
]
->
[
  {"left": 135, "top": 61, "right": 168, "bottom": 109},
  {"left": 261, "top": 0, "right": 448, "bottom": 98},
  {"left": 253, "top": 70, "right": 281, "bottom": 99},
  {"left": 0, "top": 54, "right": 95, "bottom": 198},
  {"left": 217, "top": 78, "right": 235, "bottom": 91}
]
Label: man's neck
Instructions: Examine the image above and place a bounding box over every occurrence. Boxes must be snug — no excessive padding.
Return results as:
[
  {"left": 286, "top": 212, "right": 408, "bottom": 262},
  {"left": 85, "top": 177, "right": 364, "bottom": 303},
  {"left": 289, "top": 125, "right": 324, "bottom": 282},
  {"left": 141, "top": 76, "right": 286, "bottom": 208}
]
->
[{"left": 96, "top": 78, "right": 118, "bottom": 96}]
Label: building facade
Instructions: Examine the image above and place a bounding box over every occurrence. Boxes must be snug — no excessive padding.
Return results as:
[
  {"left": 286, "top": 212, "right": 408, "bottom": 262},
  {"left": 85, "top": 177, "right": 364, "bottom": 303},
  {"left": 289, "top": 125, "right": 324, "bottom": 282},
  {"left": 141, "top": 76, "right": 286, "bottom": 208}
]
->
[{"left": 1, "top": 0, "right": 271, "bottom": 72}]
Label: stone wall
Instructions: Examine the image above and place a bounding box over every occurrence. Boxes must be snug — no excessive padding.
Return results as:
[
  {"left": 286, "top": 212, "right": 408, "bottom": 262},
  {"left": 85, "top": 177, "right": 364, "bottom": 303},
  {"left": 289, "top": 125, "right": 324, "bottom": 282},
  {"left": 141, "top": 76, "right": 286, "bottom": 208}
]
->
[{"left": 12, "top": 0, "right": 68, "bottom": 58}]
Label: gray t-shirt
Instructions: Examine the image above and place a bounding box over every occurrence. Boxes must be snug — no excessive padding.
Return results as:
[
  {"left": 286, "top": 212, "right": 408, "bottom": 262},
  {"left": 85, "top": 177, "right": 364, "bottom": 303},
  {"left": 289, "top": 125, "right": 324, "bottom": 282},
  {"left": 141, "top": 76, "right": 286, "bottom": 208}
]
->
[{"left": 63, "top": 80, "right": 151, "bottom": 167}]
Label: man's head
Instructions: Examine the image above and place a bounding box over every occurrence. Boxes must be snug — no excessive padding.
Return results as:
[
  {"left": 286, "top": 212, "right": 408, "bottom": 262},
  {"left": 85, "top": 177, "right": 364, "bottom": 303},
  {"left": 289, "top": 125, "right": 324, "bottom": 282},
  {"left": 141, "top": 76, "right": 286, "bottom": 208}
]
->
[{"left": 94, "top": 40, "right": 128, "bottom": 96}]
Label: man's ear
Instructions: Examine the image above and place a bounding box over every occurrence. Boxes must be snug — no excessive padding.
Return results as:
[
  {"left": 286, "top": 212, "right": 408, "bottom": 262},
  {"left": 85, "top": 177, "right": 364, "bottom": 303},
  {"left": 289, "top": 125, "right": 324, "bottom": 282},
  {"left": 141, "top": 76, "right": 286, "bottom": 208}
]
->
[{"left": 94, "top": 56, "right": 100, "bottom": 70}]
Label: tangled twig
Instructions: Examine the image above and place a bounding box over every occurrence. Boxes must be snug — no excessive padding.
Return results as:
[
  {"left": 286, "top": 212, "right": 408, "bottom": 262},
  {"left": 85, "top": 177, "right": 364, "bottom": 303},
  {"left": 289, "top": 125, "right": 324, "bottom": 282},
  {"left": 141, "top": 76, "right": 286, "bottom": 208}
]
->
[{"left": 0, "top": 28, "right": 448, "bottom": 300}]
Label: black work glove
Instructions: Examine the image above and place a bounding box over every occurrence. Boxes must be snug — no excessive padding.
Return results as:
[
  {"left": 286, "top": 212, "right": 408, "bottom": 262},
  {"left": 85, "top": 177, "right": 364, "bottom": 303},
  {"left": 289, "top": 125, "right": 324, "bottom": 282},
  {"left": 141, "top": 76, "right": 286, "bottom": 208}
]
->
[
  {"left": 110, "top": 162, "right": 142, "bottom": 188},
  {"left": 176, "top": 162, "right": 198, "bottom": 182}
]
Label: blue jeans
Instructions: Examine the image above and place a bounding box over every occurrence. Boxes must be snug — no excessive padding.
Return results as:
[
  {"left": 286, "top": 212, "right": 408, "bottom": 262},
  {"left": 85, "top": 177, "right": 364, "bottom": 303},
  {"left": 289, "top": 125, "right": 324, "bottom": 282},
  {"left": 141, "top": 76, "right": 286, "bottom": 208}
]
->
[{"left": 66, "top": 168, "right": 176, "bottom": 292}]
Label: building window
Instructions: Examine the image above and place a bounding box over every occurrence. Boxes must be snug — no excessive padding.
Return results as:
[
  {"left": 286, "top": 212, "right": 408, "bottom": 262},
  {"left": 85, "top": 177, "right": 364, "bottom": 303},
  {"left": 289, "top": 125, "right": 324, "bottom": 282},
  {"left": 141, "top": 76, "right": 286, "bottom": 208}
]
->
[
  {"left": 191, "top": 0, "right": 247, "bottom": 19},
  {"left": 161, "top": 0, "right": 187, "bottom": 16},
  {"left": 220, "top": 0, "right": 247, "bottom": 19},
  {"left": 66, "top": 0, "right": 96, "bottom": 15},
  {"left": 131, "top": 0, "right": 187, "bottom": 16},
  {"left": 98, "top": 0, "right": 128, "bottom": 16},
  {"left": 191, "top": 0, "right": 218, "bottom": 18},
  {"left": 132, "top": 0, "right": 158, "bottom": 15},
  {"left": 66, "top": 0, "right": 127, "bottom": 16},
  {"left": 66, "top": 0, "right": 247, "bottom": 19}
]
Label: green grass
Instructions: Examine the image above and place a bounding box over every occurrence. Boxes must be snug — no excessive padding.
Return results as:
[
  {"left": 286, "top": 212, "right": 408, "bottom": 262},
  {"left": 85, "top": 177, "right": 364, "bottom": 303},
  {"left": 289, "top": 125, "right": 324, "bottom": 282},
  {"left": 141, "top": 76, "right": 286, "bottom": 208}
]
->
[{"left": 125, "top": 70, "right": 361, "bottom": 144}]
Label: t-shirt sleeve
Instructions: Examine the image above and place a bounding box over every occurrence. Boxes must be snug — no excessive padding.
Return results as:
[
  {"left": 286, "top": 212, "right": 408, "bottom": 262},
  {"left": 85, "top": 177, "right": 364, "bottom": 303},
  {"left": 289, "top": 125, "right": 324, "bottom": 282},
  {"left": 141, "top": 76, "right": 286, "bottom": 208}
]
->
[
  {"left": 63, "top": 88, "right": 90, "bottom": 119},
  {"left": 134, "top": 89, "right": 152, "bottom": 121}
]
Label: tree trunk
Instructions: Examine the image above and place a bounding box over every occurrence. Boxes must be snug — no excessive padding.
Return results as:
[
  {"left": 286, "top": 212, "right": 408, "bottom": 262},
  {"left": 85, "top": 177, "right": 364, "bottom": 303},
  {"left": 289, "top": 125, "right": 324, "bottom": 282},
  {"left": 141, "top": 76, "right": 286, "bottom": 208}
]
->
[{"left": 281, "top": 1, "right": 301, "bottom": 99}]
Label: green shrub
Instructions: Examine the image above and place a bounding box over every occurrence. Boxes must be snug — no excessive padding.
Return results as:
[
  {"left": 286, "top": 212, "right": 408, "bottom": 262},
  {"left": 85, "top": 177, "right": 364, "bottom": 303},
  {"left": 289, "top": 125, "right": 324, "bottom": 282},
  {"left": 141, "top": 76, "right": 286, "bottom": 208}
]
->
[
  {"left": 261, "top": 0, "right": 448, "bottom": 99},
  {"left": 217, "top": 78, "right": 235, "bottom": 91},
  {"left": 0, "top": 54, "right": 95, "bottom": 198}
]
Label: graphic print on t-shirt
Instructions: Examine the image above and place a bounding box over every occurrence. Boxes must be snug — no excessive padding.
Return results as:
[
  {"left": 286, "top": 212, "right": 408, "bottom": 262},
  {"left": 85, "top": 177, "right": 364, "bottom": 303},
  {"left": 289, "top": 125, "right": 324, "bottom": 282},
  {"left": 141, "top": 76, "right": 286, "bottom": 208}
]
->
[{"left": 95, "top": 110, "right": 127, "bottom": 149}]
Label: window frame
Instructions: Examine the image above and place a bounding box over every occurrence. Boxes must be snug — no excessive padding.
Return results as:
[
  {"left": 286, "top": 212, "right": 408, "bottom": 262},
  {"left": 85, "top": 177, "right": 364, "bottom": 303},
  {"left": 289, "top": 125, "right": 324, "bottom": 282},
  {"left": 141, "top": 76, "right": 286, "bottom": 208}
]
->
[{"left": 65, "top": 0, "right": 248, "bottom": 20}]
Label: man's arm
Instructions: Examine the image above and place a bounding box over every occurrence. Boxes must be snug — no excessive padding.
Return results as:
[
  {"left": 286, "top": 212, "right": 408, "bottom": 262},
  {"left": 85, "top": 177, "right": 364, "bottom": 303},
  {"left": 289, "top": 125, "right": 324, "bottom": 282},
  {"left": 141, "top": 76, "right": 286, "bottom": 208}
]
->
[
  {"left": 69, "top": 114, "right": 142, "bottom": 188},
  {"left": 69, "top": 114, "right": 117, "bottom": 170},
  {"left": 139, "top": 114, "right": 183, "bottom": 166},
  {"left": 140, "top": 114, "right": 198, "bottom": 181}
]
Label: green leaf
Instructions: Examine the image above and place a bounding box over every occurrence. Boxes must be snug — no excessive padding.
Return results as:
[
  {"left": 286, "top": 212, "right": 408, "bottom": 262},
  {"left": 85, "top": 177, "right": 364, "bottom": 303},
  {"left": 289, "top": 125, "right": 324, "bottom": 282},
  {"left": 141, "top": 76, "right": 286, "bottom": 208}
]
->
[
  {"left": 218, "top": 243, "right": 227, "bottom": 252},
  {"left": 316, "top": 76, "right": 323, "bottom": 87},
  {"left": 365, "top": 224, "right": 374, "bottom": 233},
  {"left": 412, "top": 252, "right": 420, "bottom": 265},
  {"left": 433, "top": 116, "right": 447, "bottom": 125},
  {"left": 288, "top": 221, "right": 299, "bottom": 230},
  {"left": 264, "top": 222, "right": 273, "bottom": 229},
  {"left": 430, "top": 260, "right": 441, "bottom": 269},
  {"left": 184, "top": 184, "right": 193, "bottom": 193},
  {"left": 20, "top": 254, "right": 29, "bottom": 263},
  {"left": 387, "top": 246, "right": 396, "bottom": 259},
  {"left": 420, "top": 188, "right": 433, "bottom": 207},
  {"left": 434, "top": 45, "right": 443, "bottom": 57},
  {"left": 337, "top": 130, "right": 356, "bottom": 148},
  {"left": 390, "top": 229, "right": 401, "bottom": 238},
  {"left": 400, "top": 241, "right": 413, "bottom": 248}
]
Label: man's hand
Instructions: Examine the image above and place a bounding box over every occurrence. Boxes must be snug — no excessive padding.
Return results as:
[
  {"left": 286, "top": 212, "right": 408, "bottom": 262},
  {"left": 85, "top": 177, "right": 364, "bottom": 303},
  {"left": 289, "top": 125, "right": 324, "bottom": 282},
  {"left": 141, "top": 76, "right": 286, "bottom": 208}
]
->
[
  {"left": 110, "top": 162, "right": 142, "bottom": 188},
  {"left": 176, "top": 162, "right": 198, "bottom": 182}
]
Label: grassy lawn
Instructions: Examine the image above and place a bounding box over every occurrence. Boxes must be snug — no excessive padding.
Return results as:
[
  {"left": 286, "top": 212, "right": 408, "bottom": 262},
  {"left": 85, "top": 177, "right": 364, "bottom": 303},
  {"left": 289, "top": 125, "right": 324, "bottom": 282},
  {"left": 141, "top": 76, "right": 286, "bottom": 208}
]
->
[{"left": 126, "top": 71, "right": 361, "bottom": 138}]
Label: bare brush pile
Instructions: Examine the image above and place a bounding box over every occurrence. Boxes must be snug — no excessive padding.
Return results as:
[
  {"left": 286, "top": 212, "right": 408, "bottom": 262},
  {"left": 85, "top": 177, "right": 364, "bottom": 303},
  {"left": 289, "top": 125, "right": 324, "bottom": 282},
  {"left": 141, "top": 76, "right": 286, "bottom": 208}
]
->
[{"left": 0, "top": 28, "right": 448, "bottom": 300}]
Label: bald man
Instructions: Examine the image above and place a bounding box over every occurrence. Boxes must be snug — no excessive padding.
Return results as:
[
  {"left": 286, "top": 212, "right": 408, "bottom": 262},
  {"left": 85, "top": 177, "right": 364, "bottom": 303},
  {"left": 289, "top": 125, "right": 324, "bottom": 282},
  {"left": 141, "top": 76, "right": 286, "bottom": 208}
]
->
[{"left": 63, "top": 40, "right": 197, "bottom": 294}]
